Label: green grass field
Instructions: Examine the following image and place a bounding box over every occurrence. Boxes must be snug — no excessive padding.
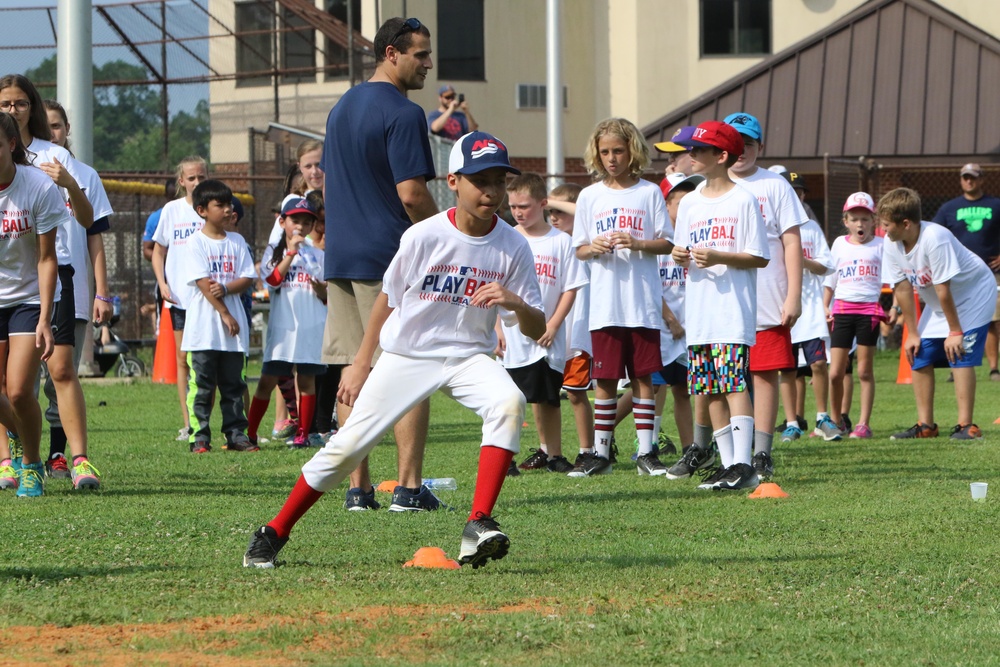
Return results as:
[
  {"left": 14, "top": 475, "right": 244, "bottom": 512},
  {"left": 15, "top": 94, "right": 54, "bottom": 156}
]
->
[{"left": 1, "top": 352, "right": 998, "bottom": 666}]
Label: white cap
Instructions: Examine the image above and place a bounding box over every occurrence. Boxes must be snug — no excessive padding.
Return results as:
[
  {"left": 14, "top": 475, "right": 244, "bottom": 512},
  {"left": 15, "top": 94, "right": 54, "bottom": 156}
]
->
[{"left": 843, "top": 192, "right": 876, "bottom": 214}]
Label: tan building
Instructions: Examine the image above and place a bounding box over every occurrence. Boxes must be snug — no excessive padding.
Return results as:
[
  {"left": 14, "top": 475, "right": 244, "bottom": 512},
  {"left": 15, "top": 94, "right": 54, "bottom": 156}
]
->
[{"left": 210, "top": 0, "right": 1000, "bottom": 173}]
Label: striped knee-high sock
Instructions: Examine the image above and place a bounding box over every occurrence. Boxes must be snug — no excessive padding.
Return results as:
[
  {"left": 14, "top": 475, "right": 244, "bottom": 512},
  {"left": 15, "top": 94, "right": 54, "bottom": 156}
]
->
[
  {"left": 634, "top": 397, "right": 656, "bottom": 455},
  {"left": 594, "top": 398, "right": 616, "bottom": 459}
]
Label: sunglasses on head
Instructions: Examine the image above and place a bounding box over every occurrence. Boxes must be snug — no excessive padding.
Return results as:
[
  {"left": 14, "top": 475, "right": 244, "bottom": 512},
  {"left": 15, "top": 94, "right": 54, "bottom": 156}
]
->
[{"left": 389, "top": 17, "right": 422, "bottom": 47}]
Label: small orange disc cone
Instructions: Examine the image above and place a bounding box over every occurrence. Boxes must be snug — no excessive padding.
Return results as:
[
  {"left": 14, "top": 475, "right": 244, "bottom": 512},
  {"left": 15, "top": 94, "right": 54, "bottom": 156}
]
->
[
  {"left": 403, "top": 546, "right": 461, "bottom": 569},
  {"left": 748, "top": 482, "right": 789, "bottom": 499},
  {"left": 376, "top": 480, "right": 398, "bottom": 493},
  {"left": 993, "top": 416, "right": 1000, "bottom": 425}
]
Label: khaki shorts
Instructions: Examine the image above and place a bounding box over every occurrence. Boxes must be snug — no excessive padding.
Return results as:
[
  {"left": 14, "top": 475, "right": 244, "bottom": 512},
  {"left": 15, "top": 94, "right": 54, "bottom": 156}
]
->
[{"left": 322, "top": 279, "right": 385, "bottom": 366}]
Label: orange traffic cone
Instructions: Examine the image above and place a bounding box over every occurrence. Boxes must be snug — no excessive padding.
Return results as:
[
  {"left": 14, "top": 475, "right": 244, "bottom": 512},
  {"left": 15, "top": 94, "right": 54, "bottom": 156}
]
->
[
  {"left": 748, "top": 482, "right": 789, "bottom": 499},
  {"left": 896, "top": 294, "right": 922, "bottom": 384},
  {"left": 152, "top": 304, "right": 177, "bottom": 384},
  {"left": 403, "top": 546, "right": 461, "bottom": 569}
]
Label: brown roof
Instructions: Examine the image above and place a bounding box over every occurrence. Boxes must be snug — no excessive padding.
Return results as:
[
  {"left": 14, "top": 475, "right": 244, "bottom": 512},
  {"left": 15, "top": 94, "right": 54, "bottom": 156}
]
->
[{"left": 644, "top": 0, "right": 1000, "bottom": 170}]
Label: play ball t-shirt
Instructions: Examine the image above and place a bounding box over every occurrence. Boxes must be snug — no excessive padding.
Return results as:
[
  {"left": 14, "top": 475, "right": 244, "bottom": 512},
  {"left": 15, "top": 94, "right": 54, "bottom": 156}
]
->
[
  {"left": 571, "top": 179, "right": 672, "bottom": 331},
  {"left": 500, "top": 226, "right": 587, "bottom": 372},
  {"left": 882, "top": 221, "right": 995, "bottom": 338},
  {"left": 730, "top": 168, "right": 808, "bottom": 330},
  {"left": 672, "top": 185, "right": 769, "bottom": 346},
  {"left": 260, "top": 242, "right": 327, "bottom": 365},
  {"left": 379, "top": 210, "right": 542, "bottom": 359},
  {"left": 791, "top": 219, "right": 835, "bottom": 344},
  {"left": 0, "top": 165, "right": 70, "bottom": 307},
  {"left": 152, "top": 197, "right": 204, "bottom": 310},
  {"left": 180, "top": 231, "right": 257, "bottom": 353}
]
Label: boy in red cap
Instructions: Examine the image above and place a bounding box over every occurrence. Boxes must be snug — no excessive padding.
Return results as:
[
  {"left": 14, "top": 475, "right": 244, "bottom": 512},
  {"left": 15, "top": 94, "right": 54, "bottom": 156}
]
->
[{"left": 669, "top": 121, "right": 770, "bottom": 491}]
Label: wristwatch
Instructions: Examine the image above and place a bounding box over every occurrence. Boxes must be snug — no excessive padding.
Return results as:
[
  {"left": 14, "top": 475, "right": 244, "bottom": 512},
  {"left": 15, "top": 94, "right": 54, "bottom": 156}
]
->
[{"left": 892, "top": 305, "right": 902, "bottom": 315}]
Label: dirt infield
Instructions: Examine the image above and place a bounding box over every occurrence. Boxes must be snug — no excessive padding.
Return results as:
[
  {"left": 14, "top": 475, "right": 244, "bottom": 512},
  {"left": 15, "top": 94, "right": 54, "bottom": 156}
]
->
[{"left": 0, "top": 601, "right": 565, "bottom": 666}]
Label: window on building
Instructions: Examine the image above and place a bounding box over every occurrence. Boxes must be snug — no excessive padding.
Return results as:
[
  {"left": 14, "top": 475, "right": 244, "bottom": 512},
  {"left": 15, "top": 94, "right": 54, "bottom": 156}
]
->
[
  {"left": 280, "top": 7, "right": 316, "bottom": 83},
  {"left": 516, "top": 84, "right": 568, "bottom": 110},
  {"left": 436, "top": 0, "right": 485, "bottom": 81},
  {"left": 325, "top": 0, "right": 362, "bottom": 81},
  {"left": 701, "top": 0, "right": 771, "bottom": 56},
  {"left": 235, "top": 1, "right": 274, "bottom": 87}
]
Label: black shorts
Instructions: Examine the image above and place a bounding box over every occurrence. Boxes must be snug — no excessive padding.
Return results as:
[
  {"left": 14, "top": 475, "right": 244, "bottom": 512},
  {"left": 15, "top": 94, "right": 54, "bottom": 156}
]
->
[
  {"left": 507, "top": 358, "right": 563, "bottom": 407},
  {"left": 653, "top": 361, "right": 687, "bottom": 386},
  {"left": 831, "top": 314, "right": 880, "bottom": 348},
  {"left": 53, "top": 264, "right": 76, "bottom": 346},
  {"left": 261, "top": 361, "right": 327, "bottom": 376},
  {"left": 0, "top": 303, "right": 41, "bottom": 341},
  {"left": 169, "top": 306, "right": 187, "bottom": 332}
]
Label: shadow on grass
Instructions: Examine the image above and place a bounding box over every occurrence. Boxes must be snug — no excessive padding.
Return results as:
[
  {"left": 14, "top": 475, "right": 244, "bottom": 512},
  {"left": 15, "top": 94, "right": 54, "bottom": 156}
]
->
[{"left": 0, "top": 563, "right": 175, "bottom": 582}]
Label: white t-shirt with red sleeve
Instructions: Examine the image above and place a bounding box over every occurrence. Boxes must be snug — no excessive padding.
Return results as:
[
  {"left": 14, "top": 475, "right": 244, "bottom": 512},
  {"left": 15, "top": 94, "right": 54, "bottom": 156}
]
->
[
  {"left": 180, "top": 230, "right": 257, "bottom": 353},
  {"left": 571, "top": 180, "right": 672, "bottom": 331},
  {"left": 672, "top": 185, "right": 769, "bottom": 346},
  {"left": 260, "top": 242, "right": 327, "bottom": 365},
  {"left": 380, "top": 209, "right": 543, "bottom": 359},
  {"left": 501, "top": 226, "right": 587, "bottom": 372},
  {"left": 152, "top": 197, "right": 205, "bottom": 310},
  {"left": 0, "top": 165, "right": 69, "bottom": 308},
  {"left": 791, "top": 219, "right": 835, "bottom": 344},
  {"left": 882, "top": 222, "right": 995, "bottom": 338},
  {"left": 730, "top": 168, "right": 808, "bottom": 330}
]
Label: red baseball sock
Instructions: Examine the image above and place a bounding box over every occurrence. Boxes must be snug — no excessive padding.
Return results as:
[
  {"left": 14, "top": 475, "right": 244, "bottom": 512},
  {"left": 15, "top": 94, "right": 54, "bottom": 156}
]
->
[
  {"left": 247, "top": 396, "right": 270, "bottom": 441},
  {"left": 469, "top": 445, "right": 513, "bottom": 521},
  {"left": 297, "top": 393, "right": 317, "bottom": 439},
  {"left": 267, "top": 475, "right": 324, "bottom": 539}
]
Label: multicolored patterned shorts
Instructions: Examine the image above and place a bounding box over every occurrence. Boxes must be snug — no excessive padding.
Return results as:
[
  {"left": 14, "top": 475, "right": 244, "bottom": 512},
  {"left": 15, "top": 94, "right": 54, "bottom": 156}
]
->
[{"left": 687, "top": 343, "right": 750, "bottom": 395}]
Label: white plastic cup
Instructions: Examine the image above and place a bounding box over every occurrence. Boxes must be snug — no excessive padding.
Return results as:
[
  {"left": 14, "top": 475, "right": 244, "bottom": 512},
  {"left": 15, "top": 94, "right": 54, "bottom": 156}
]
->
[{"left": 970, "top": 482, "right": 988, "bottom": 501}]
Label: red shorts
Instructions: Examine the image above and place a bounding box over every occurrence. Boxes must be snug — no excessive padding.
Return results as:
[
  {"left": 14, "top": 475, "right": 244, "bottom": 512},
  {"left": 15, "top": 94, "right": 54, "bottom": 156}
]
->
[
  {"left": 562, "top": 352, "right": 593, "bottom": 391},
  {"left": 749, "top": 325, "right": 794, "bottom": 372},
  {"left": 590, "top": 327, "right": 662, "bottom": 380}
]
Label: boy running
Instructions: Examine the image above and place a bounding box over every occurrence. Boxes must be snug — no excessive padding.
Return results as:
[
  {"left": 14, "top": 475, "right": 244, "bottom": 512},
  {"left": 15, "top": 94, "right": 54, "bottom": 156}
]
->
[{"left": 243, "top": 132, "right": 544, "bottom": 569}]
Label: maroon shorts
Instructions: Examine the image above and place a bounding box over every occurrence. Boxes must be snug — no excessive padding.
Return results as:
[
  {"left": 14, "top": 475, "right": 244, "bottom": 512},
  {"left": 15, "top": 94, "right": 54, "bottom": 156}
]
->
[
  {"left": 749, "top": 325, "right": 794, "bottom": 372},
  {"left": 590, "top": 327, "right": 662, "bottom": 380}
]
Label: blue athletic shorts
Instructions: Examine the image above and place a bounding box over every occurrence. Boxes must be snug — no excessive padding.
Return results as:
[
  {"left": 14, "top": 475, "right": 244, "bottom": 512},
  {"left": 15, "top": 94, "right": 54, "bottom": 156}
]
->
[
  {"left": 911, "top": 323, "right": 990, "bottom": 370},
  {"left": 653, "top": 361, "right": 687, "bottom": 387}
]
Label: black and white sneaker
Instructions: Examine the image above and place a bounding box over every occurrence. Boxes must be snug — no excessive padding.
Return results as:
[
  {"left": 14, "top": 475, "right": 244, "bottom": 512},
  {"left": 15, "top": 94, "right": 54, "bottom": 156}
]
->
[
  {"left": 545, "top": 456, "right": 574, "bottom": 473},
  {"left": 712, "top": 463, "right": 760, "bottom": 491},
  {"left": 344, "top": 486, "right": 380, "bottom": 511},
  {"left": 752, "top": 451, "right": 774, "bottom": 480},
  {"left": 506, "top": 460, "right": 521, "bottom": 477},
  {"left": 243, "top": 526, "right": 288, "bottom": 568},
  {"left": 458, "top": 514, "right": 510, "bottom": 568},
  {"left": 696, "top": 464, "right": 728, "bottom": 489},
  {"left": 566, "top": 454, "right": 612, "bottom": 477},
  {"left": 389, "top": 484, "right": 451, "bottom": 512},
  {"left": 635, "top": 452, "right": 667, "bottom": 476},
  {"left": 518, "top": 449, "right": 549, "bottom": 470},
  {"left": 666, "top": 445, "right": 716, "bottom": 480}
]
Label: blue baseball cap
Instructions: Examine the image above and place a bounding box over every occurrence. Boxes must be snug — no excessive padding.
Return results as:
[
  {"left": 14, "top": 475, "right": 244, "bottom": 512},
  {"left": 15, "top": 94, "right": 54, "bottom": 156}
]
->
[
  {"left": 280, "top": 196, "right": 318, "bottom": 219},
  {"left": 448, "top": 131, "right": 521, "bottom": 175},
  {"left": 231, "top": 196, "right": 244, "bottom": 222},
  {"left": 724, "top": 112, "right": 763, "bottom": 142}
]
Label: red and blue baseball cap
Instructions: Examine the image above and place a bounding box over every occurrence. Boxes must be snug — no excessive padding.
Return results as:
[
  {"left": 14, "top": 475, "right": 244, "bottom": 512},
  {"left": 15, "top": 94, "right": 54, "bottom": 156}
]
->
[
  {"left": 448, "top": 131, "right": 521, "bottom": 176},
  {"left": 670, "top": 121, "right": 745, "bottom": 158},
  {"left": 281, "top": 196, "right": 319, "bottom": 219},
  {"left": 724, "top": 112, "right": 763, "bottom": 142}
]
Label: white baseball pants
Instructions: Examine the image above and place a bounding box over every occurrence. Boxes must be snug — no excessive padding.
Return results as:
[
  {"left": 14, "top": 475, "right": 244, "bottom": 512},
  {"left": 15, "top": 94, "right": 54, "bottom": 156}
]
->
[{"left": 301, "top": 351, "right": 525, "bottom": 493}]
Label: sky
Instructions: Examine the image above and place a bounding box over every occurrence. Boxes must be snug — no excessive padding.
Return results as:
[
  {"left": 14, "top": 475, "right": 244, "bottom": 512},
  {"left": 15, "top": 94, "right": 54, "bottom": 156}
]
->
[{"left": 2, "top": 0, "right": 209, "bottom": 117}]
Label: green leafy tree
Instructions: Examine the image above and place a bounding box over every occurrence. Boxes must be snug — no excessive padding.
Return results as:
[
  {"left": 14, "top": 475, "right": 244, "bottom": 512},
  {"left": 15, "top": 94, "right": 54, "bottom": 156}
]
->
[{"left": 23, "top": 55, "right": 209, "bottom": 170}]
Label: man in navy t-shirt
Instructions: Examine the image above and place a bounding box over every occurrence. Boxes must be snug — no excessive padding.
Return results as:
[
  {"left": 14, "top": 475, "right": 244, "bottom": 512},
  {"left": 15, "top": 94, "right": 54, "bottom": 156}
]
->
[
  {"left": 932, "top": 163, "right": 1000, "bottom": 379},
  {"left": 320, "top": 17, "right": 440, "bottom": 511}
]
